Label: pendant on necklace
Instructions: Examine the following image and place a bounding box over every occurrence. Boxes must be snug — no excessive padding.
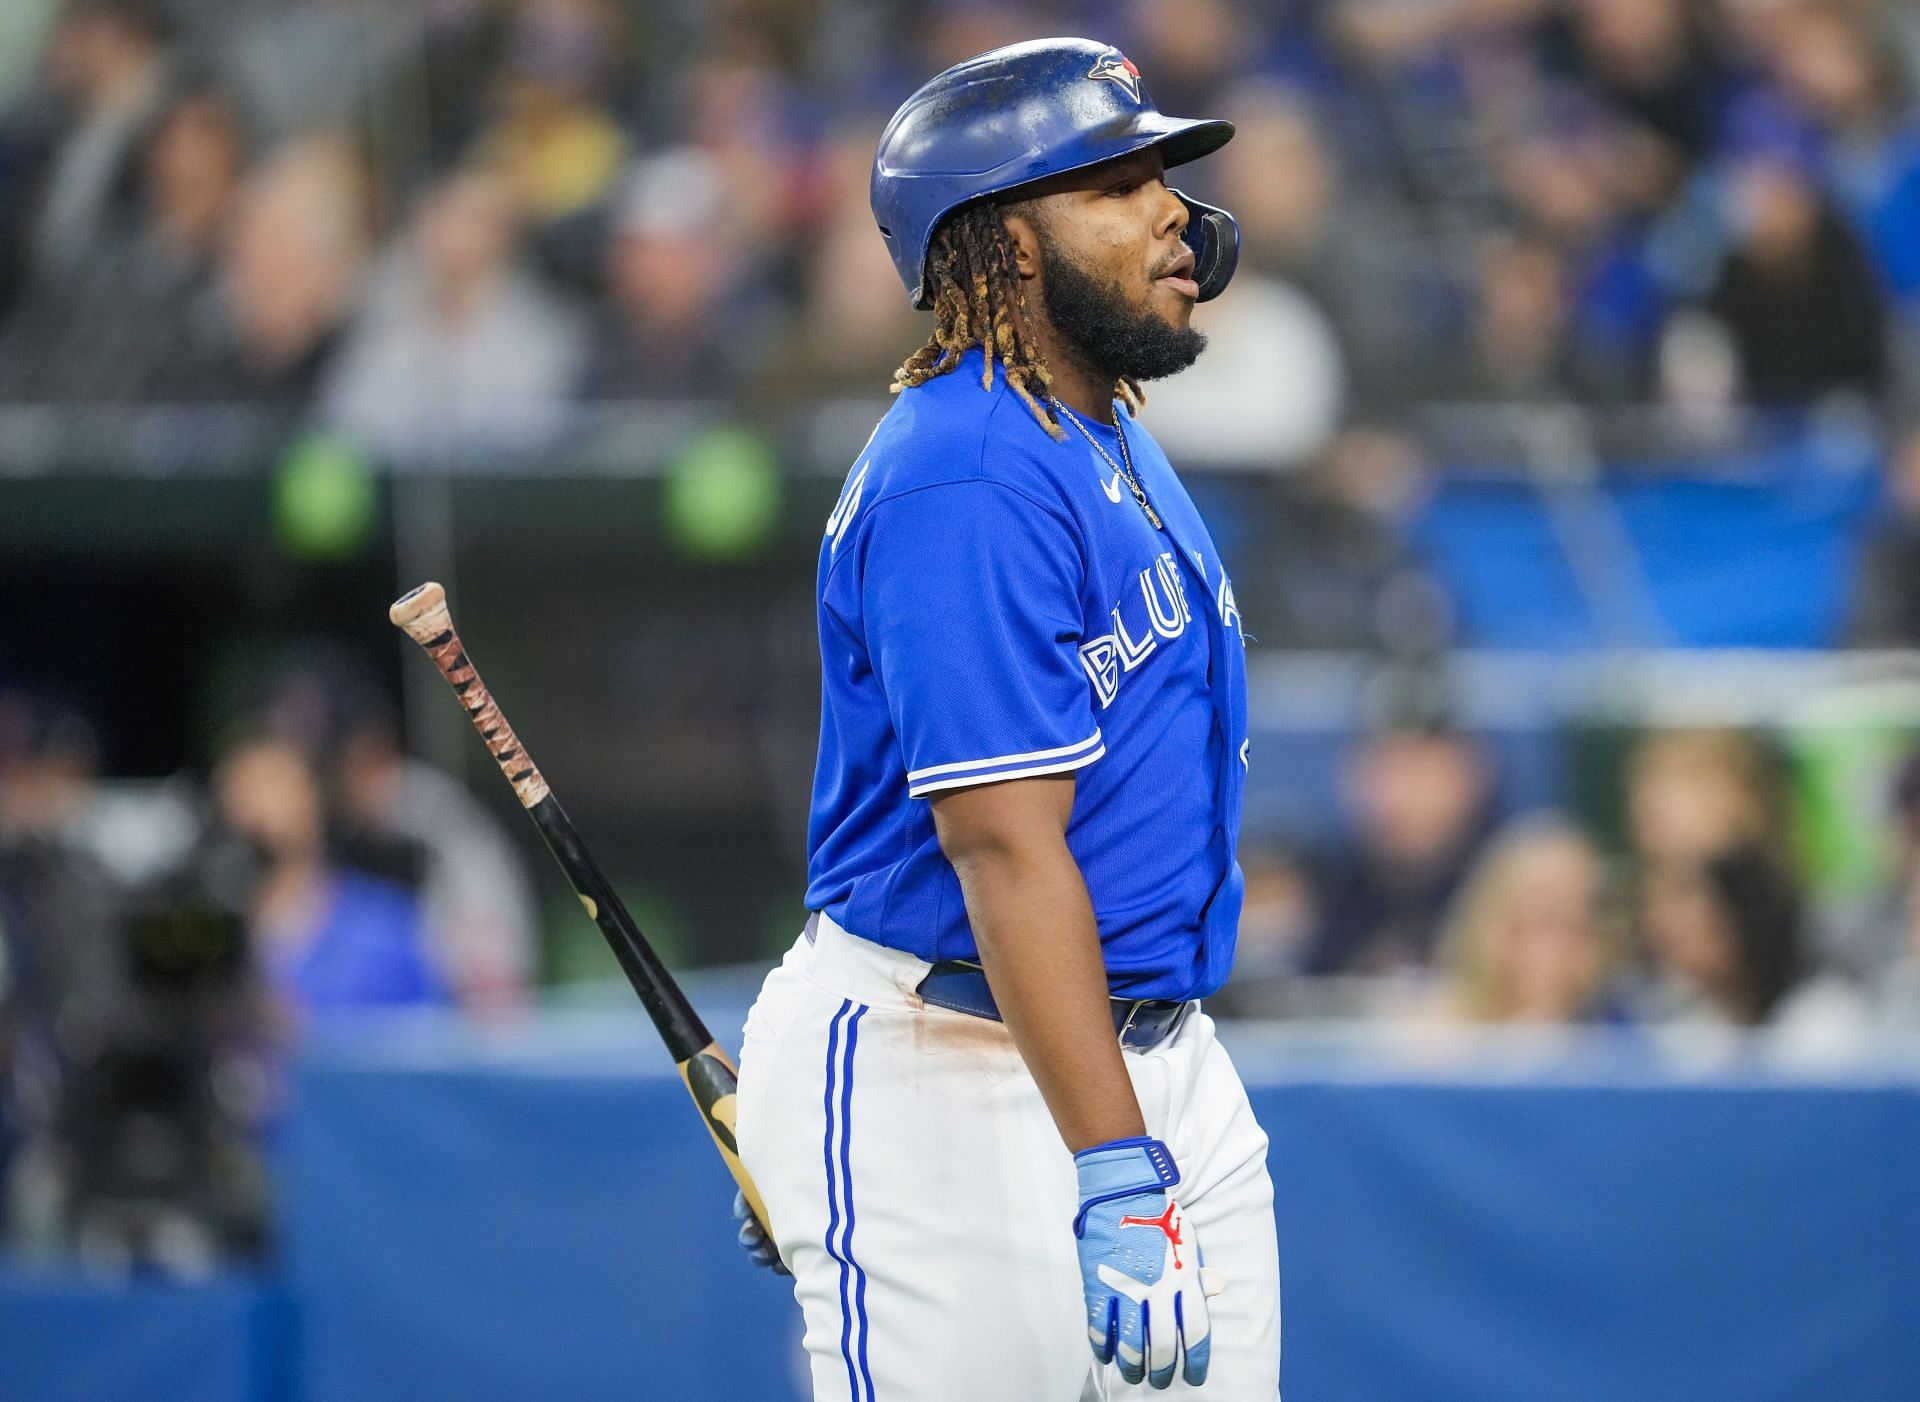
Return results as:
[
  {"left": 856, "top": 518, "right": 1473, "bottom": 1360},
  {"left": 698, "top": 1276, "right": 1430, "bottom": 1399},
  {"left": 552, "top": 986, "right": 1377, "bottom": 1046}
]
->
[{"left": 1056, "top": 400, "right": 1165, "bottom": 532}]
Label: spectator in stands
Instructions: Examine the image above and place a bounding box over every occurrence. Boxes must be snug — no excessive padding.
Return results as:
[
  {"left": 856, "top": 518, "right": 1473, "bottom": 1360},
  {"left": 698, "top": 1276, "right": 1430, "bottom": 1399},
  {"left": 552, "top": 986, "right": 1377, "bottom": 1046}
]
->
[
  {"left": 1121, "top": 0, "right": 1249, "bottom": 120},
  {"left": 1206, "top": 81, "right": 1336, "bottom": 292},
  {"left": 1304, "top": 719, "right": 1492, "bottom": 975},
  {"left": 578, "top": 146, "right": 772, "bottom": 400},
  {"left": 1537, "top": 0, "right": 1731, "bottom": 170},
  {"left": 1636, "top": 844, "right": 1862, "bottom": 1044},
  {"left": 1207, "top": 80, "right": 1438, "bottom": 412},
  {"left": 1699, "top": 106, "right": 1889, "bottom": 409},
  {"left": 0, "top": 82, "right": 244, "bottom": 404},
  {"left": 321, "top": 164, "right": 587, "bottom": 462},
  {"left": 678, "top": 46, "right": 816, "bottom": 275},
  {"left": 777, "top": 124, "right": 921, "bottom": 396},
  {"left": 330, "top": 699, "right": 537, "bottom": 1015},
  {"left": 253, "top": 655, "right": 538, "bottom": 1012},
  {"left": 1433, "top": 816, "right": 1628, "bottom": 1025},
  {"left": 0, "top": 0, "right": 172, "bottom": 314},
  {"left": 473, "top": 0, "right": 634, "bottom": 293},
  {"left": 213, "top": 736, "right": 442, "bottom": 1023},
  {"left": 140, "top": 86, "right": 244, "bottom": 307},
  {"left": 1751, "top": 1, "right": 1920, "bottom": 308},
  {"left": 95, "top": 85, "right": 247, "bottom": 401},
  {"left": 1326, "top": 0, "right": 1555, "bottom": 236},
  {"left": 1444, "top": 229, "right": 1629, "bottom": 404},
  {"left": 204, "top": 134, "right": 371, "bottom": 408},
  {"left": 1496, "top": 102, "right": 1666, "bottom": 397},
  {"left": 1847, "top": 424, "right": 1920, "bottom": 646},
  {"left": 1626, "top": 728, "right": 1790, "bottom": 869}
]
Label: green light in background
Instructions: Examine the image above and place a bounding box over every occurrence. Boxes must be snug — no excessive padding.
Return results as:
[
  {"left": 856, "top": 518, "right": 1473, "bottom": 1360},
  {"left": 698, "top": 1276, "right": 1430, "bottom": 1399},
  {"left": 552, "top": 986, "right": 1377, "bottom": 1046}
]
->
[
  {"left": 273, "top": 432, "right": 377, "bottom": 560},
  {"left": 662, "top": 425, "right": 783, "bottom": 560}
]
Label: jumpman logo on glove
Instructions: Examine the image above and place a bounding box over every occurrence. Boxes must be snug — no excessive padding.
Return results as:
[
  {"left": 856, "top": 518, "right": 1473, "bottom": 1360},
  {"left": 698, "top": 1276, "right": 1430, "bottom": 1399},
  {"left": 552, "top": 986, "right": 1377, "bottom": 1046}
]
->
[
  {"left": 1118, "top": 1202, "right": 1186, "bottom": 1267},
  {"left": 1074, "top": 1136, "right": 1221, "bottom": 1389}
]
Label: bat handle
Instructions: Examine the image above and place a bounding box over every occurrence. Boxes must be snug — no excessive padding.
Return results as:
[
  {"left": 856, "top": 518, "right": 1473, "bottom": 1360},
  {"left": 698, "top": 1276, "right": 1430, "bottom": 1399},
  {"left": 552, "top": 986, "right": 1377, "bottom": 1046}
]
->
[
  {"left": 684, "top": 1042, "right": 774, "bottom": 1238},
  {"left": 390, "top": 582, "right": 551, "bottom": 810}
]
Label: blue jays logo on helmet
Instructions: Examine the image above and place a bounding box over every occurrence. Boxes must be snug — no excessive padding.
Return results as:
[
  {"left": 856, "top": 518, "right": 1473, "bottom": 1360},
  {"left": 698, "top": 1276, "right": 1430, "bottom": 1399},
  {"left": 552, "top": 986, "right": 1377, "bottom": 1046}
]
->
[
  {"left": 870, "top": 38, "right": 1241, "bottom": 309},
  {"left": 1087, "top": 50, "right": 1142, "bottom": 102}
]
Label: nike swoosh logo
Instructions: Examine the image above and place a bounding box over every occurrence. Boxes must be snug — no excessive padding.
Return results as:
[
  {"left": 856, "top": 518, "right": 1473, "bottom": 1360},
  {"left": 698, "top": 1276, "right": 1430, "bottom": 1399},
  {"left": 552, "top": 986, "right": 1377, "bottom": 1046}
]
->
[{"left": 1102, "top": 471, "right": 1125, "bottom": 503}]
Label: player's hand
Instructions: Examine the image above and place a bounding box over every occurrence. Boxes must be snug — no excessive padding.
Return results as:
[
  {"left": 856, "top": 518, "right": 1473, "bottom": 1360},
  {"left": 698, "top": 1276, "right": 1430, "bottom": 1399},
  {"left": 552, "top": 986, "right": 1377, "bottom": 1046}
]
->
[
  {"left": 1073, "top": 1136, "right": 1212, "bottom": 1388},
  {"left": 733, "top": 1189, "right": 790, "bottom": 1276}
]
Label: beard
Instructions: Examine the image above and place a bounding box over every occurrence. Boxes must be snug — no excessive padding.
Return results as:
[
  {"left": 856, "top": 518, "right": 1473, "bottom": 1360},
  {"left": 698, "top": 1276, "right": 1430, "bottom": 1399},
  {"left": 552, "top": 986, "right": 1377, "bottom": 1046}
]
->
[{"left": 1037, "top": 239, "right": 1207, "bottom": 383}]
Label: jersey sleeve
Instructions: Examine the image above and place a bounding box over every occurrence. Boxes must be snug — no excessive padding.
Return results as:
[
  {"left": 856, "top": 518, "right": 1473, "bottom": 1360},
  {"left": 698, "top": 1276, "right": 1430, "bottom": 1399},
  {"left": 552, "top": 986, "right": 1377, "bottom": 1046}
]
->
[{"left": 859, "top": 480, "right": 1103, "bottom": 799}]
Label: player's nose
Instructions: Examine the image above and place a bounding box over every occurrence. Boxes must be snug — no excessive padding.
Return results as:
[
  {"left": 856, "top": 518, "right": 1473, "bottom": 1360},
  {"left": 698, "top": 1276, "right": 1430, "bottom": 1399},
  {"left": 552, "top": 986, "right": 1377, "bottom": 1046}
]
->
[{"left": 1150, "top": 180, "right": 1188, "bottom": 242}]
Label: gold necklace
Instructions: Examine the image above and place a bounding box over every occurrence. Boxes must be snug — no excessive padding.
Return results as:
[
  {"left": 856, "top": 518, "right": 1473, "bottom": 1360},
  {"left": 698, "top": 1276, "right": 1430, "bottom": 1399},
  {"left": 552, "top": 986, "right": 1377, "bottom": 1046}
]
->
[{"left": 1054, "top": 401, "right": 1163, "bottom": 530}]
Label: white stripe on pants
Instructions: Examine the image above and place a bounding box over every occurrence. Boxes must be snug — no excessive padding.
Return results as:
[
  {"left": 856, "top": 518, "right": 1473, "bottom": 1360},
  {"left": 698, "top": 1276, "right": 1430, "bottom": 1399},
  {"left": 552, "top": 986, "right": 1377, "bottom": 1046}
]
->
[{"left": 735, "top": 916, "right": 1281, "bottom": 1400}]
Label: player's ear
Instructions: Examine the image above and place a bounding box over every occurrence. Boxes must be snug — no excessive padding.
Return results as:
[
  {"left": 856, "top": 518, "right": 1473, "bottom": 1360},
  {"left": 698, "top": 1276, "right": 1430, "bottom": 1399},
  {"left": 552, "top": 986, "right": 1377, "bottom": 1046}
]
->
[{"left": 1001, "top": 203, "right": 1045, "bottom": 286}]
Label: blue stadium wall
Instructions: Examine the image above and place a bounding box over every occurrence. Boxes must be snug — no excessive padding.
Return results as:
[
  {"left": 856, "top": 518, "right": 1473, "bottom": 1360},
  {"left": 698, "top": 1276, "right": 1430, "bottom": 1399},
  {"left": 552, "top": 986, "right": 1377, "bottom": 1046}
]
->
[{"left": 4, "top": 1017, "right": 1918, "bottom": 1402}]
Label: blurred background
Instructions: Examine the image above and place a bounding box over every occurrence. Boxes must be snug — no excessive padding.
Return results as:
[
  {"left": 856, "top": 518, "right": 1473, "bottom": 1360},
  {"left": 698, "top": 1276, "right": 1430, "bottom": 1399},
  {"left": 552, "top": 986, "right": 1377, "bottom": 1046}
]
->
[{"left": 3, "top": 0, "right": 1920, "bottom": 1398}]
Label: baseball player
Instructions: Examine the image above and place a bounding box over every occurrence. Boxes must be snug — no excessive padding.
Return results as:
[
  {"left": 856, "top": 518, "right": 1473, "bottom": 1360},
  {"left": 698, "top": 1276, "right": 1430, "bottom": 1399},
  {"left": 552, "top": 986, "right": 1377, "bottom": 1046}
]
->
[{"left": 733, "top": 38, "right": 1279, "bottom": 1399}]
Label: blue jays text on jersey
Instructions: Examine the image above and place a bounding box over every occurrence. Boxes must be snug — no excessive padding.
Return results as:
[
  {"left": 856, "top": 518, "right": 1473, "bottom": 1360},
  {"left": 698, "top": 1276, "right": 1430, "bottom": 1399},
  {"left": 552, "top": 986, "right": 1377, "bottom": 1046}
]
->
[{"left": 804, "top": 347, "right": 1249, "bottom": 1002}]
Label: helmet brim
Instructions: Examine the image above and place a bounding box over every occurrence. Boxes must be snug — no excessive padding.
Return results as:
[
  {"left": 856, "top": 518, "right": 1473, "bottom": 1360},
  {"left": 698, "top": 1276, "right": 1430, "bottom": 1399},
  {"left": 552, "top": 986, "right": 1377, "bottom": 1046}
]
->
[{"left": 1137, "top": 115, "right": 1236, "bottom": 171}]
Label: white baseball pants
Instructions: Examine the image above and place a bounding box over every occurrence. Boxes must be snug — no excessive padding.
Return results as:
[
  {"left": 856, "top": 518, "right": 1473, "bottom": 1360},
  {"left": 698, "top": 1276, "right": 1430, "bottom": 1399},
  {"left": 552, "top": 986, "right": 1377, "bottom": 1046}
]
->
[{"left": 735, "top": 914, "right": 1281, "bottom": 1401}]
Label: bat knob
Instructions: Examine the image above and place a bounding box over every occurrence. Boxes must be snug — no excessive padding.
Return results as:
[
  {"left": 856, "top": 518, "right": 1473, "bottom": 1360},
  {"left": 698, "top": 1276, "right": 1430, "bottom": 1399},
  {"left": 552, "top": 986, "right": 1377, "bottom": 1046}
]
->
[{"left": 390, "top": 582, "right": 451, "bottom": 640}]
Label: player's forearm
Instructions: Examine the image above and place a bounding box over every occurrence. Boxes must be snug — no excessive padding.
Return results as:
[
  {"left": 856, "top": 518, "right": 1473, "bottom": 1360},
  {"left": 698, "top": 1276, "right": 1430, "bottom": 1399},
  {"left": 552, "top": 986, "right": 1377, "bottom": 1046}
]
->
[{"left": 946, "top": 837, "right": 1146, "bottom": 1153}]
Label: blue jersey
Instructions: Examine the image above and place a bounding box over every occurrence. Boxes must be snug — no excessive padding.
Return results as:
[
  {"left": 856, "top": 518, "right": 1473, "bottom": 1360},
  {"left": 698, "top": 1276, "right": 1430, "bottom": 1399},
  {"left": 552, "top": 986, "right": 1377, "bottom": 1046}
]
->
[{"left": 804, "top": 349, "right": 1249, "bottom": 1002}]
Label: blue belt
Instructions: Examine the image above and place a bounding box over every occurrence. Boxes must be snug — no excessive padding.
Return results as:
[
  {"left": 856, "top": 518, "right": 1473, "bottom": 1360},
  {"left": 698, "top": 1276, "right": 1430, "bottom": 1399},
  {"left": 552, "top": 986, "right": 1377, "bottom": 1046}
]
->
[{"left": 915, "top": 960, "right": 1195, "bottom": 1051}]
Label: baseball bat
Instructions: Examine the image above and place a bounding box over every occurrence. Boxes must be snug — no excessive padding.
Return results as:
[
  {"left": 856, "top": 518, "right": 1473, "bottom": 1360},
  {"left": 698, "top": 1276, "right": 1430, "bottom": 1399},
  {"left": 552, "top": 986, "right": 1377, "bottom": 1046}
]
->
[{"left": 388, "top": 581, "right": 772, "bottom": 1238}]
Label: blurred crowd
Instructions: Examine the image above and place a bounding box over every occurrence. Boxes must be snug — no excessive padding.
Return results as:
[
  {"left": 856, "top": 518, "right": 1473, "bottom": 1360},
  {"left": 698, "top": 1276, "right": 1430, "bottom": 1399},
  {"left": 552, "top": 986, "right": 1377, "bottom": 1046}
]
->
[
  {"left": 1217, "top": 705, "right": 1920, "bottom": 1058},
  {"left": 0, "top": 0, "right": 1917, "bottom": 462}
]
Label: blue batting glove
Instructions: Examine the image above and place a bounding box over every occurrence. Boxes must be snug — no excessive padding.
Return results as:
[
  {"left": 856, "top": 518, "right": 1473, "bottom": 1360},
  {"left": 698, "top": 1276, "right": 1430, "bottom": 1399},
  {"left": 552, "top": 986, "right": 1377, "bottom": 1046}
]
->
[
  {"left": 1074, "top": 1136, "right": 1214, "bottom": 1389},
  {"left": 733, "top": 1189, "right": 789, "bottom": 1276}
]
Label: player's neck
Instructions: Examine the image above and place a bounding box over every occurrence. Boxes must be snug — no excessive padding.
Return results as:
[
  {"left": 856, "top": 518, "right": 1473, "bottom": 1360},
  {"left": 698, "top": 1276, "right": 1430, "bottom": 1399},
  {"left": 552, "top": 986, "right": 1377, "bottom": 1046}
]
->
[{"left": 1028, "top": 319, "right": 1117, "bottom": 425}]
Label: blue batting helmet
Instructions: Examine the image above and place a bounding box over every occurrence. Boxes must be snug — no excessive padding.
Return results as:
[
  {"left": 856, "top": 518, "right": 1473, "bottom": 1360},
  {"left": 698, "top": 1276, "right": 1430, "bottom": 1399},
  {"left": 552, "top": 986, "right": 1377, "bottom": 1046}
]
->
[{"left": 871, "top": 37, "right": 1240, "bottom": 309}]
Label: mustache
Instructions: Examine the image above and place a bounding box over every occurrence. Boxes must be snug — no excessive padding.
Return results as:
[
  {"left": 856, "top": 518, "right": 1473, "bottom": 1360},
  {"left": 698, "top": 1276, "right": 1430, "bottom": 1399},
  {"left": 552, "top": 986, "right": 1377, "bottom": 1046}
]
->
[{"left": 1150, "top": 249, "right": 1195, "bottom": 281}]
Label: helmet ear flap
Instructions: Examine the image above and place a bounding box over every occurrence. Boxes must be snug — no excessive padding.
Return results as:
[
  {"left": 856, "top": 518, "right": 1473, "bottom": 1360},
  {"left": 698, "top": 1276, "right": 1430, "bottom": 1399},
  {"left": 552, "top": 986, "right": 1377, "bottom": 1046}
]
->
[{"left": 1173, "top": 190, "right": 1239, "bottom": 302}]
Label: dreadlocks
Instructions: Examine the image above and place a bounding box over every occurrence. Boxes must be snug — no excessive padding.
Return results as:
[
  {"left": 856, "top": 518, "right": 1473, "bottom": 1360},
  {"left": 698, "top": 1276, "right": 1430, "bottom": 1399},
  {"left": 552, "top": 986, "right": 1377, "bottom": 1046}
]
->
[{"left": 891, "top": 202, "right": 1142, "bottom": 437}]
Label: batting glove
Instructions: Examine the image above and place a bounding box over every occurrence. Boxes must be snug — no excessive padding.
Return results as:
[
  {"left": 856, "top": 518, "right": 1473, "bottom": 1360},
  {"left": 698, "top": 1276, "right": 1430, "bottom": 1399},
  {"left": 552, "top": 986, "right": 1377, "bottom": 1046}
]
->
[
  {"left": 1074, "top": 1136, "right": 1212, "bottom": 1388},
  {"left": 732, "top": 1189, "right": 790, "bottom": 1276}
]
